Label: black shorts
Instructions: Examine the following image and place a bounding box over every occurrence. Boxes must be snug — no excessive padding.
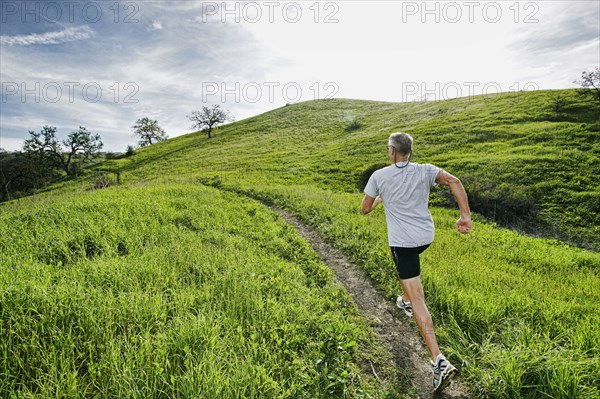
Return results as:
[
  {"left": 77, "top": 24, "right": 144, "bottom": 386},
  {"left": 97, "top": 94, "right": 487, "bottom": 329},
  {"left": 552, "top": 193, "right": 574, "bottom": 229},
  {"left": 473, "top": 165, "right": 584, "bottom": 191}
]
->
[{"left": 390, "top": 244, "right": 431, "bottom": 280}]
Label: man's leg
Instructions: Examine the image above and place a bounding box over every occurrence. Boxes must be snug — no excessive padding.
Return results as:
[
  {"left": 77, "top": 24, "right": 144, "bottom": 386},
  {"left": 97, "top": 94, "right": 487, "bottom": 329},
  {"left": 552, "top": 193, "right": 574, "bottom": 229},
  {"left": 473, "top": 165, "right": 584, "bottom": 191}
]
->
[
  {"left": 393, "top": 247, "right": 457, "bottom": 390},
  {"left": 400, "top": 276, "right": 441, "bottom": 361}
]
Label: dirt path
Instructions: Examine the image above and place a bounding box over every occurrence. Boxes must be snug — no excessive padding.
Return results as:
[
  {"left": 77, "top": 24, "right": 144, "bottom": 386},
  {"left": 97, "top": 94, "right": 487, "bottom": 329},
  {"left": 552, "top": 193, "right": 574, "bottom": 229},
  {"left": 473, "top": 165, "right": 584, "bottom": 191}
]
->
[{"left": 270, "top": 206, "right": 471, "bottom": 399}]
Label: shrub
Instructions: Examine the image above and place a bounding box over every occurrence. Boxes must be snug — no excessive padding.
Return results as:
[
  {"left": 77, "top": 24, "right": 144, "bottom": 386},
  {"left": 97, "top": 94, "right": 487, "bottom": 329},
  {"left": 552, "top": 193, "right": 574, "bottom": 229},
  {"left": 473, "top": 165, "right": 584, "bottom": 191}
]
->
[{"left": 345, "top": 118, "right": 362, "bottom": 132}]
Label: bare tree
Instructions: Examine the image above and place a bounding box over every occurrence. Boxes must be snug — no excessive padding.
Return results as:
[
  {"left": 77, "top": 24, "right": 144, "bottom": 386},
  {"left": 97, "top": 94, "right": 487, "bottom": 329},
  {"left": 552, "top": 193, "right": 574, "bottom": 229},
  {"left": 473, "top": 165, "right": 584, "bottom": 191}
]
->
[
  {"left": 574, "top": 67, "right": 600, "bottom": 104},
  {"left": 23, "top": 125, "right": 103, "bottom": 176},
  {"left": 132, "top": 117, "right": 168, "bottom": 147},
  {"left": 187, "top": 105, "right": 233, "bottom": 138}
]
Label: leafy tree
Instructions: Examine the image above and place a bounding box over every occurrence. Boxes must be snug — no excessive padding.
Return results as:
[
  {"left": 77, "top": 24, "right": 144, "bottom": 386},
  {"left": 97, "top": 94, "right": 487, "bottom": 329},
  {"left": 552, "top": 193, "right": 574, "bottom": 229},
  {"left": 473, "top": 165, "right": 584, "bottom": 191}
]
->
[
  {"left": 0, "top": 150, "right": 25, "bottom": 201},
  {"left": 574, "top": 67, "right": 600, "bottom": 104},
  {"left": 0, "top": 150, "right": 22, "bottom": 201},
  {"left": 187, "top": 105, "right": 233, "bottom": 138},
  {"left": 23, "top": 126, "right": 63, "bottom": 170},
  {"left": 132, "top": 117, "right": 168, "bottom": 147},
  {"left": 23, "top": 125, "right": 103, "bottom": 176},
  {"left": 0, "top": 150, "right": 56, "bottom": 201},
  {"left": 63, "top": 126, "right": 103, "bottom": 174}
]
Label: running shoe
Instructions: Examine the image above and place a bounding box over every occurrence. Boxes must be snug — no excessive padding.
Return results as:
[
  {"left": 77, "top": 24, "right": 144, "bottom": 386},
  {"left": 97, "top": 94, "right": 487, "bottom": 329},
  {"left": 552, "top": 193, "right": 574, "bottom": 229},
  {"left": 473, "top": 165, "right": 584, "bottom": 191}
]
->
[
  {"left": 433, "top": 355, "right": 457, "bottom": 392},
  {"left": 396, "top": 295, "right": 413, "bottom": 318}
]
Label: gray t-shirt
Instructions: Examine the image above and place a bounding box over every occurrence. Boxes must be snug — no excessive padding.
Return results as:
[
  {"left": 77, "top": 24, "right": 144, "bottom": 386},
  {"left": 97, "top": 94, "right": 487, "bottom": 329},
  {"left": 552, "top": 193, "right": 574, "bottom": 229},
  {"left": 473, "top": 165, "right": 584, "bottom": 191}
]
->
[{"left": 364, "top": 162, "right": 441, "bottom": 248}]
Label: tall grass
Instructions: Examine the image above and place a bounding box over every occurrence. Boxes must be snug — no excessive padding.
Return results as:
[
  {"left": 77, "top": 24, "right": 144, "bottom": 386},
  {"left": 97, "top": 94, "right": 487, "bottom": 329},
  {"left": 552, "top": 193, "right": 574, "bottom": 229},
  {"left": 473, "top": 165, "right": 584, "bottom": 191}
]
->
[
  {"left": 218, "top": 182, "right": 600, "bottom": 399},
  {"left": 0, "top": 184, "right": 401, "bottom": 398}
]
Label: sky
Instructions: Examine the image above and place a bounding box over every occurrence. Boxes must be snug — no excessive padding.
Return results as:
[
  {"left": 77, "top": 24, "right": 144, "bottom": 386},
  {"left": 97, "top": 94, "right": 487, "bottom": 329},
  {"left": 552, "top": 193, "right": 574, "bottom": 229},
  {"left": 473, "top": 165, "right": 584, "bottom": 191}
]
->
[{"left": 1, "top": 0, "right": 598, "bottom": 152}]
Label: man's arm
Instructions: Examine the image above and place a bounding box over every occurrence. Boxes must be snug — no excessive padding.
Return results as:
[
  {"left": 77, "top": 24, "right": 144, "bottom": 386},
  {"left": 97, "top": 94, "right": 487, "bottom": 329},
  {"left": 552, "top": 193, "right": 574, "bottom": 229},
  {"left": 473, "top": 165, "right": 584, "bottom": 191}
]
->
[
  {"left": 361, "top": 194, "right": 382, "bottom": 215},
  {"left": 435, "top": 170, "right": 472, "bottom": 233}
]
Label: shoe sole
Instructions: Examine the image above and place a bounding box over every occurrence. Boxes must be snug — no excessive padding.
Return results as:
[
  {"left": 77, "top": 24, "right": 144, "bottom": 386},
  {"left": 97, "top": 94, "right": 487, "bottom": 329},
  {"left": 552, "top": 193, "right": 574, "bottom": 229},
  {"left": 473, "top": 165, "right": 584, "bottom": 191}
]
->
[
  {"left": 434, "top": 365, "right": 457, "bottom": 392},
  {"left": 396, "top": 297, "right": 413, "bottom": 318}
]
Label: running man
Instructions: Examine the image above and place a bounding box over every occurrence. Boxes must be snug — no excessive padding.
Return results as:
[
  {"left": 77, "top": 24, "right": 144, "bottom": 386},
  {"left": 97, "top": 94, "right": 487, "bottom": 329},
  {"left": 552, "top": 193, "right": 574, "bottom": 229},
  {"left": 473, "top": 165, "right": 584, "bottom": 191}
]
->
[{"left": 360, "top": 132, "right": 472, "bottom": 392}]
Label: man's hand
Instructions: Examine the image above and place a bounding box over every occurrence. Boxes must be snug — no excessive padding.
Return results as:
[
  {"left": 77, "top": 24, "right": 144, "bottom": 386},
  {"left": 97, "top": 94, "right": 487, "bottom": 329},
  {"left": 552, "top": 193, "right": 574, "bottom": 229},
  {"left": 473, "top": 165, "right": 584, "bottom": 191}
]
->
[
  {"left": 361, "top": 195, "right": 382, "bottom": 215},
  {"left": 373, "top": 196, "right": 382, "bottom": 208},
  {"left": 456, "top": 216, "right": 472, "bottom": 234}
]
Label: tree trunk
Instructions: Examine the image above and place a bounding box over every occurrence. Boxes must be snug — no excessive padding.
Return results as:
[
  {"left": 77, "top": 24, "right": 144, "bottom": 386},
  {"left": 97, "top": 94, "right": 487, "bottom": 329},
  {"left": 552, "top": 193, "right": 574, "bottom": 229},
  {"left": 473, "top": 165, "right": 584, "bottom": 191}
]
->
[
  {"left": 1, "top": 173, "right": 23, "bottom": 202},
  {"left": 1, "top": 182, "right": 9, "bottom": 201},
  {"left": 64, "top": 153, "right": 72, "bottom": 175}
]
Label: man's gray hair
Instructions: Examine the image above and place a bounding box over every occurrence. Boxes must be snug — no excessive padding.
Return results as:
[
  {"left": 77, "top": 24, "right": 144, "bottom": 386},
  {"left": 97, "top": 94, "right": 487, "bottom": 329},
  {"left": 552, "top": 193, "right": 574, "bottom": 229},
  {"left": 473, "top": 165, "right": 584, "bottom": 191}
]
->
[{"left": 388, "top": 132, "right": 413, "bottom": 155}]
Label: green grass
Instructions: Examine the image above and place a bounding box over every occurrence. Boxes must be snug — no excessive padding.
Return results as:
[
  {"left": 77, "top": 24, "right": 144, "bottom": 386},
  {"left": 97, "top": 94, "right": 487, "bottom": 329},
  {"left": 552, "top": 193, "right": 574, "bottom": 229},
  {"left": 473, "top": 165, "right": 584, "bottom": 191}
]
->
[
  {"left": 82, "top": 89, "right": 598, "bottom": 249},
  {"left": 217, "top": 183, "right": 599, "bottom": 399},
  {"left": 1, "top": 89, "right": 599, "bottom": 398},
  {"left": 0, "top": 184, "right": 401, "bottom": 398}
]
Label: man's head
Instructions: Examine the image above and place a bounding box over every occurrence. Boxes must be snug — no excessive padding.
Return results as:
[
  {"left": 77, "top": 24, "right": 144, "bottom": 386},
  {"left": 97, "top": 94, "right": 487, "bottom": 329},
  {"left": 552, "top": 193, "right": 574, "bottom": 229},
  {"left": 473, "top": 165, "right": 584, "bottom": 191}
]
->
[{"left": 388, "top": 132, "right": 413, "bottom": 158}]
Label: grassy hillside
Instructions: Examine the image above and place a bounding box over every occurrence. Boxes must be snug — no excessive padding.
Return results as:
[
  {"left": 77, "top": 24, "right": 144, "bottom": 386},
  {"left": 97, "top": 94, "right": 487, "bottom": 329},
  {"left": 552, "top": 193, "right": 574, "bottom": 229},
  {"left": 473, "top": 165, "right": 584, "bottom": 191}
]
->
[
  {"left": 1, "top": 184, "right": 396, "bottom": 398},
  {"left": 224, "top": 184, "right": 599, "bottom": 399},
  {"left": 1, "top": 89, "right": 599, "bottom": 398},
  {"left": 86, "top": 88, "right": 598, "bottom": 249}
]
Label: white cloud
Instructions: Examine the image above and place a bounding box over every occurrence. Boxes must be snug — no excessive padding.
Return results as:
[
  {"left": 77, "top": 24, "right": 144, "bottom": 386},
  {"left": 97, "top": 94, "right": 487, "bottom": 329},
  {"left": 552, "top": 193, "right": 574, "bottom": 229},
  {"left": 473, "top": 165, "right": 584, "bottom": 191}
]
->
[
  {"left": 150, "top": 20, "right": 163, "bottom": 31},
  {"left": 0, "top": 136, "right": 27, "bottom": 152},
  {"left": 0, "top": 8, "right": 270, "bottom": 152},
  {"left": 1, "top": 1, "right": 597, "bottom": 152},
  {"left": 508, "top": 2, "right": 599, "bottom": 57},
  {"left": 0, "top": 25, "right": 94, "bottom": 46},
  {"left": 506, "top": 1, "right": 599, "bottom": 88}
]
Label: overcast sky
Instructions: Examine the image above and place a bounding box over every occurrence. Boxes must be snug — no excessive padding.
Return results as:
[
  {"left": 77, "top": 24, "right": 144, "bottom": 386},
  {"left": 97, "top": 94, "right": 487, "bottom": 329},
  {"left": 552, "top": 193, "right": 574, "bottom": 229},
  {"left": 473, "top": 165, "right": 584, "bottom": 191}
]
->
[{"left": 1, "top": 1, "right": 598, "bottom": 152}]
